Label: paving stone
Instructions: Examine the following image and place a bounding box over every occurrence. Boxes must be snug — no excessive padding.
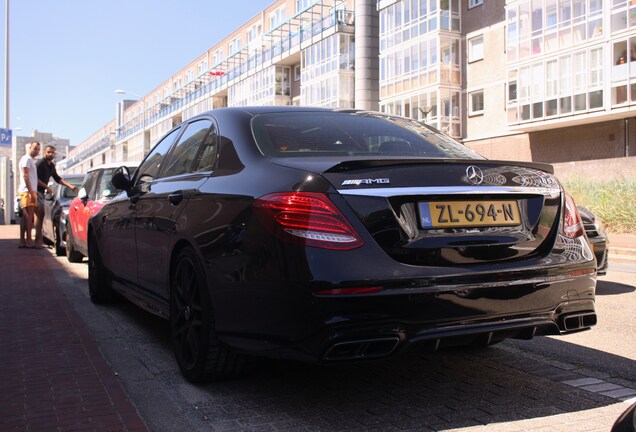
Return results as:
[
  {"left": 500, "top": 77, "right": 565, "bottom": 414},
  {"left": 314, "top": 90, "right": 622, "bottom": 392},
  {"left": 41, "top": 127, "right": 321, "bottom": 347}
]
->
[
  {"left": 561, "top": 378, "right": 605, "bottom": 387},
  {"left": 580, "top": 382, "right": 624, "bottom": 393}
]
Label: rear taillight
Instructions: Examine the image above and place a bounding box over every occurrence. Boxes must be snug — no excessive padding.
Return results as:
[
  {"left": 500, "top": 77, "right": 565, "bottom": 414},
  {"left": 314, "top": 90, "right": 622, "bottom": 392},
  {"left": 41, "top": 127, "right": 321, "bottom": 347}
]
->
[
  {"left": 563, "top": 192, "right": 585, "bottom": 239},
  {"left": 253, "top": 192, "right": 364, "bottom": 250}
]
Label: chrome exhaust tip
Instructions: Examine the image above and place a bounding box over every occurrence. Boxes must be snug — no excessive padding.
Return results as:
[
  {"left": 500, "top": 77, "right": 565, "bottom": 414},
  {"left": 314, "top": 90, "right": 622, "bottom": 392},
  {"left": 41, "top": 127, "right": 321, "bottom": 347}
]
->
[
  {"left": 560, "top": 312, "right": 597, "bottom": 332},
  {"left": 323, "top": 337, "right": 400, "bottom": 361}
]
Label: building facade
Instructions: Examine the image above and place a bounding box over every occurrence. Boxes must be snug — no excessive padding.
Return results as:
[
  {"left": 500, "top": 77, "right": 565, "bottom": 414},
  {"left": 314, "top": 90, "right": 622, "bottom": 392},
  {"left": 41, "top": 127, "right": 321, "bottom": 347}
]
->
[{"left": 60, "top": 0, "right": 636, "bottom": 174}]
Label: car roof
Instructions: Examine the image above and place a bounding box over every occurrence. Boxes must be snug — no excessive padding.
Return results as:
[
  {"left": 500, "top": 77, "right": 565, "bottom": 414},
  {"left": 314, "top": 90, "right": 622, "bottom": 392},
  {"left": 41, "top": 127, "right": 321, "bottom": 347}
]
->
[
  {"left": 86, "top": 161, "right": 140, "bottom": 173},
  {"left": 61, "top": 173, "right": 86, "bottom": 179}
]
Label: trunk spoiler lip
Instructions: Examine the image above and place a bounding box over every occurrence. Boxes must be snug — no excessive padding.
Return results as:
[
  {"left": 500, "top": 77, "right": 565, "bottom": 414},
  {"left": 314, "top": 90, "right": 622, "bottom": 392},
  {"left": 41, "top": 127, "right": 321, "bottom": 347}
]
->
[
  {"left": 270, "top": 156, "right": 555, "bottom": 175},
  {"left": 336, "top": 185, "right": 562, "bottom": 198}
]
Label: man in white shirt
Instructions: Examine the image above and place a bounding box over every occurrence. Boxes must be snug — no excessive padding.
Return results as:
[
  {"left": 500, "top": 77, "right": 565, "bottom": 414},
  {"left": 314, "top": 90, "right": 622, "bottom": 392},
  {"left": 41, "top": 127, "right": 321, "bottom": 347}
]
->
[{"left": 18, "top": 141, "right": 41, "bottom": 248}]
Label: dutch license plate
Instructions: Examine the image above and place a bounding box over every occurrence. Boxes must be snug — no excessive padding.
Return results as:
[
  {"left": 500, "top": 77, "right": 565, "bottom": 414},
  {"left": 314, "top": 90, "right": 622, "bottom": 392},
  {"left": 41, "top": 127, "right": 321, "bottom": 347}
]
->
[{"left": 418, "top": 200, "right": 521, "bottom": 228}]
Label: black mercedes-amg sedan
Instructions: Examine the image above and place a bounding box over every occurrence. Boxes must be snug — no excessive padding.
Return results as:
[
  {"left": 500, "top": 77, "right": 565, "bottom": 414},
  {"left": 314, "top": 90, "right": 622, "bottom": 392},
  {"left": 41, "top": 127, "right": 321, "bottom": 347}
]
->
[{"left": 88, "top": 107, "right": 597, "bottom": 382}]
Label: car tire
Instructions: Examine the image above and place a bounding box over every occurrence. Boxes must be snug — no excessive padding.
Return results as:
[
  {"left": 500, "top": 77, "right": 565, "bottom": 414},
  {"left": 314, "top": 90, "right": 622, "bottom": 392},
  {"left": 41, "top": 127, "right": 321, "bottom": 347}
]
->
[
  {"left": 88, "top": 234, "right": 115, "bottom": 304},
  {"left": 54, "top": 224, "right": 65, "bottom": 256},
  {"left": 170, "top": 247, "right": 246, "bottom": 383},
  {"left": 65, "top": 223, "right": 83, "bottom": 263}
]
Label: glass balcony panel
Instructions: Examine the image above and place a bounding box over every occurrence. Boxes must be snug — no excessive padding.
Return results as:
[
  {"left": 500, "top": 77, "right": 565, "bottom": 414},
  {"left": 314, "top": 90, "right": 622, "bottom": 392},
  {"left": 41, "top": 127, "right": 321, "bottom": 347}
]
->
[
  {"left": 560, "top": 96, "right": 572, "bottom": 114},
  {"left": 574, "top": 93, "right": 587, "bottom": 110},
  {"left": 508, "top": 45, "right": 518, "bottom": 62},
  {"left": 612, "top": 11, "right": 628, "bottom": 32},
  {"left": 589, "top": 90, "right": 603, "bottom": 108},
  {"left": 589, "top": 19, "right": 603, "bottom": 38},
  {"left": 508, "top": 106, "right": 519, "bottom": 123},
  {"left": 613, "top": 85, "right": 628, "bottom": 104},
  {"left": 614, "top": 63, "right": 629, "bottom": 81},
  {"left": 520, "top": 104, "right": 530, "bottom": 120},
  {"left": 545, "top": 32, "right": 557, "bottom": 51},
  {"left": 546, "top": 99, "right": 558, "bottom": 116},
  {"left": 573, "top": 23, "right": 586, "bottom": 42},
  {"left": 559, "top": 28, "right": 572, "bottom": 48}
]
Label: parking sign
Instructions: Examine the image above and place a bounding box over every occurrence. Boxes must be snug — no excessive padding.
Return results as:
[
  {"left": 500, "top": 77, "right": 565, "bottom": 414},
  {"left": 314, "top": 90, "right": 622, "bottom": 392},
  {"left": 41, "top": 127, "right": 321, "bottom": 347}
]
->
[{"left": 0, "top": 128, "right": 12, "bottom": 146}]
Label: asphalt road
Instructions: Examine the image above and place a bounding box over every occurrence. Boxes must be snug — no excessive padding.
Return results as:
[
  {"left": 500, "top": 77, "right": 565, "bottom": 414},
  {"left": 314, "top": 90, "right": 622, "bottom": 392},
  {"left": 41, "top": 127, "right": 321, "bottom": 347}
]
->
[{"left": 53, "top": 253, "right": 636, "bottom": 432}]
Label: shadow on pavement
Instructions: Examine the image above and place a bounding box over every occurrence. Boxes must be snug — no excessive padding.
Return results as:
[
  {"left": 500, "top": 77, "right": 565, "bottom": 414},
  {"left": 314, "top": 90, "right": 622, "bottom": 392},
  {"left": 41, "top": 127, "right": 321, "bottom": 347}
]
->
[
  {"left": 38, "top": 240, "right": 630, "bottom": 432},
  {"left": 92, "top": 290, "right": 630, "bottom": 431},
  {"left": 596, "top": 279, "right": 635, "bottom": 295}
]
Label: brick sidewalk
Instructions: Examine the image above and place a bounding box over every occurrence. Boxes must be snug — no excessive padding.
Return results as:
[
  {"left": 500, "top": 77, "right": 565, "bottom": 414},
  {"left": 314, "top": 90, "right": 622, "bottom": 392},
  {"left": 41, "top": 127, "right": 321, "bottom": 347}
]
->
[{"left": 0, "top": 225, "right": 148, "bottom": 432}]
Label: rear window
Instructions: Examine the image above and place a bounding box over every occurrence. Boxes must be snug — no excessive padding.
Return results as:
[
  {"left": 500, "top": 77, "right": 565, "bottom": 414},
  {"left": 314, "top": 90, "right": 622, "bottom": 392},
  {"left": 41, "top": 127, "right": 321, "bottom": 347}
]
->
[{"left": 251, "top": 112, "right": 484, "bottom": 160}]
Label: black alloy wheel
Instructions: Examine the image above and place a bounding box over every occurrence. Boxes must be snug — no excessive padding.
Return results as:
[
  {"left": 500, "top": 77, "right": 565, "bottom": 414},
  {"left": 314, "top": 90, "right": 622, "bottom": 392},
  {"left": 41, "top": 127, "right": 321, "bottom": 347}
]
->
[
  {"left": 65, "top": 223, "right": 83, "bottom": 263},
  {"left": 88, "top": 234, "right": 114, "bottom": 304},
  {"left": 170, "top": 247, "right": 245, "bottom": 382}
]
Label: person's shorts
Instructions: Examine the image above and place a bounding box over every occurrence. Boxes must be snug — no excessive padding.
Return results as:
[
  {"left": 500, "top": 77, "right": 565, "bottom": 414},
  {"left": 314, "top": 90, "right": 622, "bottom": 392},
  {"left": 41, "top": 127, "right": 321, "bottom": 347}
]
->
[
  {"left": 37, "top": 192, "right": 45, "bottom": 208},
  {"left": 19, "top": 192, "right": 37, "bottom": 209}
]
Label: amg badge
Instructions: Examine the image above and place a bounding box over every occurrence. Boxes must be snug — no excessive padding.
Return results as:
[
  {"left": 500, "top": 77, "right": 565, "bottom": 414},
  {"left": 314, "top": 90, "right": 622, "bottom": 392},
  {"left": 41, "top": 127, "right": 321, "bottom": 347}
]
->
[{"left": 342, "top": 178, "right": 390, "bottom": 186}]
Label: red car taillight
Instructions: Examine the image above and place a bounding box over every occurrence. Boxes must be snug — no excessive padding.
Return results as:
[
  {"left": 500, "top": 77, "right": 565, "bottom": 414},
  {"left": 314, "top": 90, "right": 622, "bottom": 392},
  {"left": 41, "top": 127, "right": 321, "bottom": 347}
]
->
[
  {"left": 253, "top": 192, "right": 364, "bottom": 250},
  {"left": 563, "top": 192, "right": 585, "bottom": 239}
]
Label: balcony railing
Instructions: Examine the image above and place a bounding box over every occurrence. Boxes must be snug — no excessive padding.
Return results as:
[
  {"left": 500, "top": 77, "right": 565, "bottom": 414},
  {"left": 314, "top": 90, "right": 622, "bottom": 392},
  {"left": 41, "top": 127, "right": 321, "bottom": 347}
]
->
[{"left": 116, "top": 2, "right": 352, "bottom": 140}]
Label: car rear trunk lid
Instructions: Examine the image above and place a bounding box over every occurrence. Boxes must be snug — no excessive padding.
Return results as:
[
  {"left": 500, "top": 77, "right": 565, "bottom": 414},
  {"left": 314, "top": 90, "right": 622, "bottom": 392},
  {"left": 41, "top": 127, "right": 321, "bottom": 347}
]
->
[{"left": 317, "top": 159, "right": 561, "bottom": 265}]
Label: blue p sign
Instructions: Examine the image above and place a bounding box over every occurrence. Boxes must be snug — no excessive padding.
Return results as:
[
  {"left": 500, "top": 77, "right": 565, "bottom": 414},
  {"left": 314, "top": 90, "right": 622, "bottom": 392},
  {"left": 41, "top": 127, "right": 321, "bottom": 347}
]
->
[{"left": 0, "top": 128, "right": 12, "bottom": 146}]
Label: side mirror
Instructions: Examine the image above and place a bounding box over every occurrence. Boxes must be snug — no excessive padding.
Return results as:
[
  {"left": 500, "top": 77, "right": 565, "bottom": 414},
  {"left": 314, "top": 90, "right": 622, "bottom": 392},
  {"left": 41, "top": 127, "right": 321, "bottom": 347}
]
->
[
  {"left": 78, "top": 187, "right": 88, "bottom": 202},
  {"left": 111, "top": 166, "right": 133, "bottom": 192}
]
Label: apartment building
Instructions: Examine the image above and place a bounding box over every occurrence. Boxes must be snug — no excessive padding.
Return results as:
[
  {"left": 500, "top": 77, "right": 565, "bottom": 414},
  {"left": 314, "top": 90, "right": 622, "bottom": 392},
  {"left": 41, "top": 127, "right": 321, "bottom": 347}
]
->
[{"left": 60, "top": 0, "right": 636, "bottom": 174}]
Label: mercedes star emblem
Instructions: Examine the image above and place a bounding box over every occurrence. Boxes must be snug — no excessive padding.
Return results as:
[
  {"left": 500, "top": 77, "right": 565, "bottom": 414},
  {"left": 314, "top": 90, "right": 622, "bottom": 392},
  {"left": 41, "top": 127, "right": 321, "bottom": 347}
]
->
[{"left": 466, "top": 165, "right": 484, "bottom": 185}]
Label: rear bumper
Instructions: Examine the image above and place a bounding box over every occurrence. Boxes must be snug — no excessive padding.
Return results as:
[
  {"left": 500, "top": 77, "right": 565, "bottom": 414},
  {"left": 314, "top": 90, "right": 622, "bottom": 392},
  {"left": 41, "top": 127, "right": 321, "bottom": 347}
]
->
[{"left": 214, "top": 271, "right": 596, "bottom": 363}]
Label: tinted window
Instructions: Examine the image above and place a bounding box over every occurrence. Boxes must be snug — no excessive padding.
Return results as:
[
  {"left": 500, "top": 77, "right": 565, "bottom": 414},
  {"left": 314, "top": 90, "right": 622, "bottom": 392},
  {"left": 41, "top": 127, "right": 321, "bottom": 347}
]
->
[
  {"left": 251, "top": 112, "right": 484, "bottom": 159},
  {"left": 192, "top": 122, "right": 219, "bottom": 172},
  {"left": 136, "top": 127, "right": 181, "bottom": 182},
  {"left": 161, "top": 119, "right": 213, "bottom": 177}
]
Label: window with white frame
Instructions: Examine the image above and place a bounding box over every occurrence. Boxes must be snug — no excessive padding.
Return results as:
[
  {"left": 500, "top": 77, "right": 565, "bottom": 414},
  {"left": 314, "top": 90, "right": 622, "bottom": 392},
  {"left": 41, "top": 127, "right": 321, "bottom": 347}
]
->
[
  {"left": 229, "top": 36, "right": 241, "bottom": 55},
  {"left": 468, "top": 35, "right": 484, "bottom": 62},
  {"left": 212, "top": 49, "right": 223, "bottom": 66},
  {"left": 247, "top": 23, "right": 262, "bottom": 43},
  {"left": 469, "top": 0, "right": 483, "bottom": 8},
  {"left": 469, "top": 90, "right": 484, "bottom": 115},
  {"left": 296, "top": 0, "right": 311, "bottom": 12},
  {"left": 269, "top": 6, "right": 286, "bottom": 29},
  {"left": 197, "top": 59, "right": 208, "bottom": 75}
]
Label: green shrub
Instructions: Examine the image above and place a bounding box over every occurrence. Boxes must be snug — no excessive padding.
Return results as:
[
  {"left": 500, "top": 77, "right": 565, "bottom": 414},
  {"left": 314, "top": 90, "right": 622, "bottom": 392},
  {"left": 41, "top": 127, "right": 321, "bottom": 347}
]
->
[{"left": 562, "top": 177, "right": 636, "bottom": 234}]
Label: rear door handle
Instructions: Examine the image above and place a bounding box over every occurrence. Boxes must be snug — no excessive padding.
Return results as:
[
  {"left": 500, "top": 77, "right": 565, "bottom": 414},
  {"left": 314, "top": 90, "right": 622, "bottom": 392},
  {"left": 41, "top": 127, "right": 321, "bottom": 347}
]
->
[{"left": 168, "top": 191, "right": 184, "bottom": 206}]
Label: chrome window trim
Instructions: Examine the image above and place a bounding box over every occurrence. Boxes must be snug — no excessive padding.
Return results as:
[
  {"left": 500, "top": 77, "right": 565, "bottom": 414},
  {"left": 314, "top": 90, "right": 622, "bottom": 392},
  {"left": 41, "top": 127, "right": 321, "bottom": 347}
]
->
[{"left": 337, "top": 186, "right": 561, "bottom": 198}]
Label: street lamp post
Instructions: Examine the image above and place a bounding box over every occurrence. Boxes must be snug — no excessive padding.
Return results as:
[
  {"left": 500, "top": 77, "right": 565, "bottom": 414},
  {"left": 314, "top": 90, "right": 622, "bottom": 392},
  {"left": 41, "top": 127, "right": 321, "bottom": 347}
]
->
[
  {"left": 114, "top": 89, "right": 147, "bottom": 159},
  {"left": 3, "top": 0, "right": 9, "bottom": 131},
  {"left": 2, "top": 0, "right": 10, "bottom": 225}
]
